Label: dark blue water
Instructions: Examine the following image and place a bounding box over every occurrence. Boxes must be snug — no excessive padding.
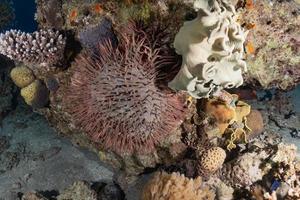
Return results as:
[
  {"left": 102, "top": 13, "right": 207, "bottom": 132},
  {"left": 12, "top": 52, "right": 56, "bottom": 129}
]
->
[
  {"left": 13, "top": 0, "right": 37, "bottom": 32},
  {"left": 3, "top": 0, "right": 37, "bottom": 32}
]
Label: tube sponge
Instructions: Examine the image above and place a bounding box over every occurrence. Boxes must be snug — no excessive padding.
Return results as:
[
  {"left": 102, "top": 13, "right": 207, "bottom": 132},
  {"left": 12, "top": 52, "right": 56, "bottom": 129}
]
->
[
  {"left": 142, "top": 171, "right": 215, "bottom": 200},
  {"left": 10, "top": 65, "right": 35, "bottom": 88},
  {"left": 20, "top": 80, "right": 49, "bottom": 108}
]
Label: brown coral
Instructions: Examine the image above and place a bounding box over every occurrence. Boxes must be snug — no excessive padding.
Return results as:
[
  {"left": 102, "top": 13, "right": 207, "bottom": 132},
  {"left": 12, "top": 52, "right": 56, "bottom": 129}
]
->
[
  {"left": 142, "top": 171, "right": 215, "bottom": 200},
  {"left": 197, "top": 147, "right": 226, "bottom": 175},
  {"left": 203, "top": 99, "right": 236, "bottom": 135},
  {"left": 64, "top": 23, "right": 187, "bottom": 153}
]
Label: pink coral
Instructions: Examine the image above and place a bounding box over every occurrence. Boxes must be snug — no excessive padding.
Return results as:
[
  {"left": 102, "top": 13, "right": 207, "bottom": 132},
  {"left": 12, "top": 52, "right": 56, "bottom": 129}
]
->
[{"left": 64, "top": 23, "right": 187, "bottom": 153}]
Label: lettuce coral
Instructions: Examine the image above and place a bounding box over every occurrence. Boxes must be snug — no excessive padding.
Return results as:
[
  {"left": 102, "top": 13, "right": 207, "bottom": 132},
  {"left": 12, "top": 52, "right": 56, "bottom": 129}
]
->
[
  {"left": 168, "top": 0, "right": 248, "bottom": 98},
  {"left": 142, "top": 171, "right": 215, "bottom": 200}
]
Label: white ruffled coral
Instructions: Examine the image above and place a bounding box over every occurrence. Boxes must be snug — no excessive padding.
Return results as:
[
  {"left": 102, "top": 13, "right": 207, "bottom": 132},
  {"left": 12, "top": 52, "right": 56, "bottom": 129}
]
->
[{"left": 168, "top": 0, "right": 248, "bottom": 98}]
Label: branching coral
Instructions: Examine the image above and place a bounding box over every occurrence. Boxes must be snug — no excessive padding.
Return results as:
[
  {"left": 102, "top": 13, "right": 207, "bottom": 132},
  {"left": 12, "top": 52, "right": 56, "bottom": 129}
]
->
[
  {"left": 142, "top": 171, "right": 215, "bottom": 200},
  {"left": 168, "top": 0, "right": 248, "bottom": 98},
  {"left": 64, "top": 22, "right": 187, "bottom": 153},
  {"left": 0, "top": 29, "right": 66, "bottom": 66}
]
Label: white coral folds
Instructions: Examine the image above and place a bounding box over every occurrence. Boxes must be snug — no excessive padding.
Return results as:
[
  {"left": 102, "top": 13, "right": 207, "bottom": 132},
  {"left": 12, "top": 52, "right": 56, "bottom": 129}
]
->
[{"left": 168, "top": 0, "right": 248, "bottom": 98}]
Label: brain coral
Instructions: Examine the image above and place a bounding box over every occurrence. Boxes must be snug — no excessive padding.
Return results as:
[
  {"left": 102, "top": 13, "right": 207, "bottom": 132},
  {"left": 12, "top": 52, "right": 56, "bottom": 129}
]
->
[
  {"left": 10, "top": 65, "right": 35, "bottom": 88},
  {"left": 198, "top": 147, "right": 226, "bottom": 175},
  {"left": 142, "top": 171, "right": 215, "bottom": 200},
  {"left": 64, "top": 23, "right": 187, "bottom": 153},
  {"left": 21, "top": 80, "right": 49, "bottom": 108}
]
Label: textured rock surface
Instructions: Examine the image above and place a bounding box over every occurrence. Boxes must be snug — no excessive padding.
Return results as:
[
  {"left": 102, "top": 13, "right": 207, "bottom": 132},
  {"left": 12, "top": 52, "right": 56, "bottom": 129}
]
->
[
  {"left": 57, "top": 181, "right": 97, "bottom": 200},
  {"left": 0, "top": 55, "right": 15, "bottom": 123},
  {"left": 0, "top": 104, "right": 114, "bottom": 199},
  {"left": 241, "top": 0, "right": 300, "bottom": 90}
]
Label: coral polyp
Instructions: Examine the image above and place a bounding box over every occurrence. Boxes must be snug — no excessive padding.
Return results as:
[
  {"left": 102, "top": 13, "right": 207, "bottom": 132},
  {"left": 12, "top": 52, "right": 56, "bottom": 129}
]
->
[{"left": 64, "top": 24, "right": 187, "bottom": 153}]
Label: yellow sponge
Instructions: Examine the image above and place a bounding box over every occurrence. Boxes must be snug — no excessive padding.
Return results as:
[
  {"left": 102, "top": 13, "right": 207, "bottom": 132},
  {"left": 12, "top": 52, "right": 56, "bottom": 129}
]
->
[
  {"left": 21, "top": 80, "right": 49, "bottom": 108},
  {"left": 10, "top": 65, "right": 35, "bottom": 88}
]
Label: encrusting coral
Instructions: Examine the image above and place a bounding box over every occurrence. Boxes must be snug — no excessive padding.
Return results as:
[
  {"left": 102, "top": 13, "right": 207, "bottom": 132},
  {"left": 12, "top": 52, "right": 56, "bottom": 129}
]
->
[
  {"left": 10, "top": 65, "right": 35, "bottom": 88},
  {"left": 64, "top": 22, "right": 187, "bottom": 153},
  {"left": 21, "top": 80, "right": 49, "bottom": 108},
  {"left": 197, "top": 147, "right": 226, "bottom": 175},
  {"left": 142, "top": 171, "right": 215, "bottom": 200},
  {"left": 0, "top": 29, "right": 66, "bottom": 66},
  {"left": 241, "top": 0, "right": 300, "bottom": 90},
  {"left": 221, "top": 151, "right": 268, "bottom": 188},
  {"left": 168, "top": 0, "right": 248, "bottom": 98}
]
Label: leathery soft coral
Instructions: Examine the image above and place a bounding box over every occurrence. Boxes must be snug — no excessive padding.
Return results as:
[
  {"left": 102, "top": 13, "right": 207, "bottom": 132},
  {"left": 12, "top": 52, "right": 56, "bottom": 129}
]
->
[
  {"left": 142, "top": 171, "right": 215, "bottom": 200},
  {"left": 64, "top": 22, "right": 187, "bottom": 153}
]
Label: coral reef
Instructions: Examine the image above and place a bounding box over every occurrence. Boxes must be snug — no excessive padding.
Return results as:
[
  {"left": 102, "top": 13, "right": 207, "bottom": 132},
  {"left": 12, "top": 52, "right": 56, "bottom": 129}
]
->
[
  {"left": 141, "top": 171, "right": 215, "bottom": 200},
  {"left": 240, "top": 0, "right": 300, "bottom": 90},
  {"left": 78, "top": 17, "right": 117, "bottom": 51},
  {"left": 0, "top": 29, "right": 66, "bottom": 67},
  {"left": 168, "top": 0, "right": 248, "bottom": 98},
  {"left": 197, "top": 147, "right": 226, "bottom": 175},
  {"left": 35, "top": 0, "right": 64, "bottom": 29},
  {"left": 64, "top": 22, "right": 187, "bottom": 153},
  {"left": 20, "top": 80, "right": 49, "bottom": 108},
  {"left": 56, "top": 181, "right": 97, "bottom": 200},
  {"left": 221, "top": 151, "right": 268, "bottom": 188},
  {"left": 245, "top": 109, "right": 264, "bottom": 139},
  {"left": 203, "top": 97, "right": 237, "bottom": 135},
  {"left": 20, "top": 181, "right": 125, "bottom": 200},
  {"left": 22, "top": 192, "right": 48, "bottom": 200},
  {"left": 10, "top": 65, "right": 35, "bottom": 88}
]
